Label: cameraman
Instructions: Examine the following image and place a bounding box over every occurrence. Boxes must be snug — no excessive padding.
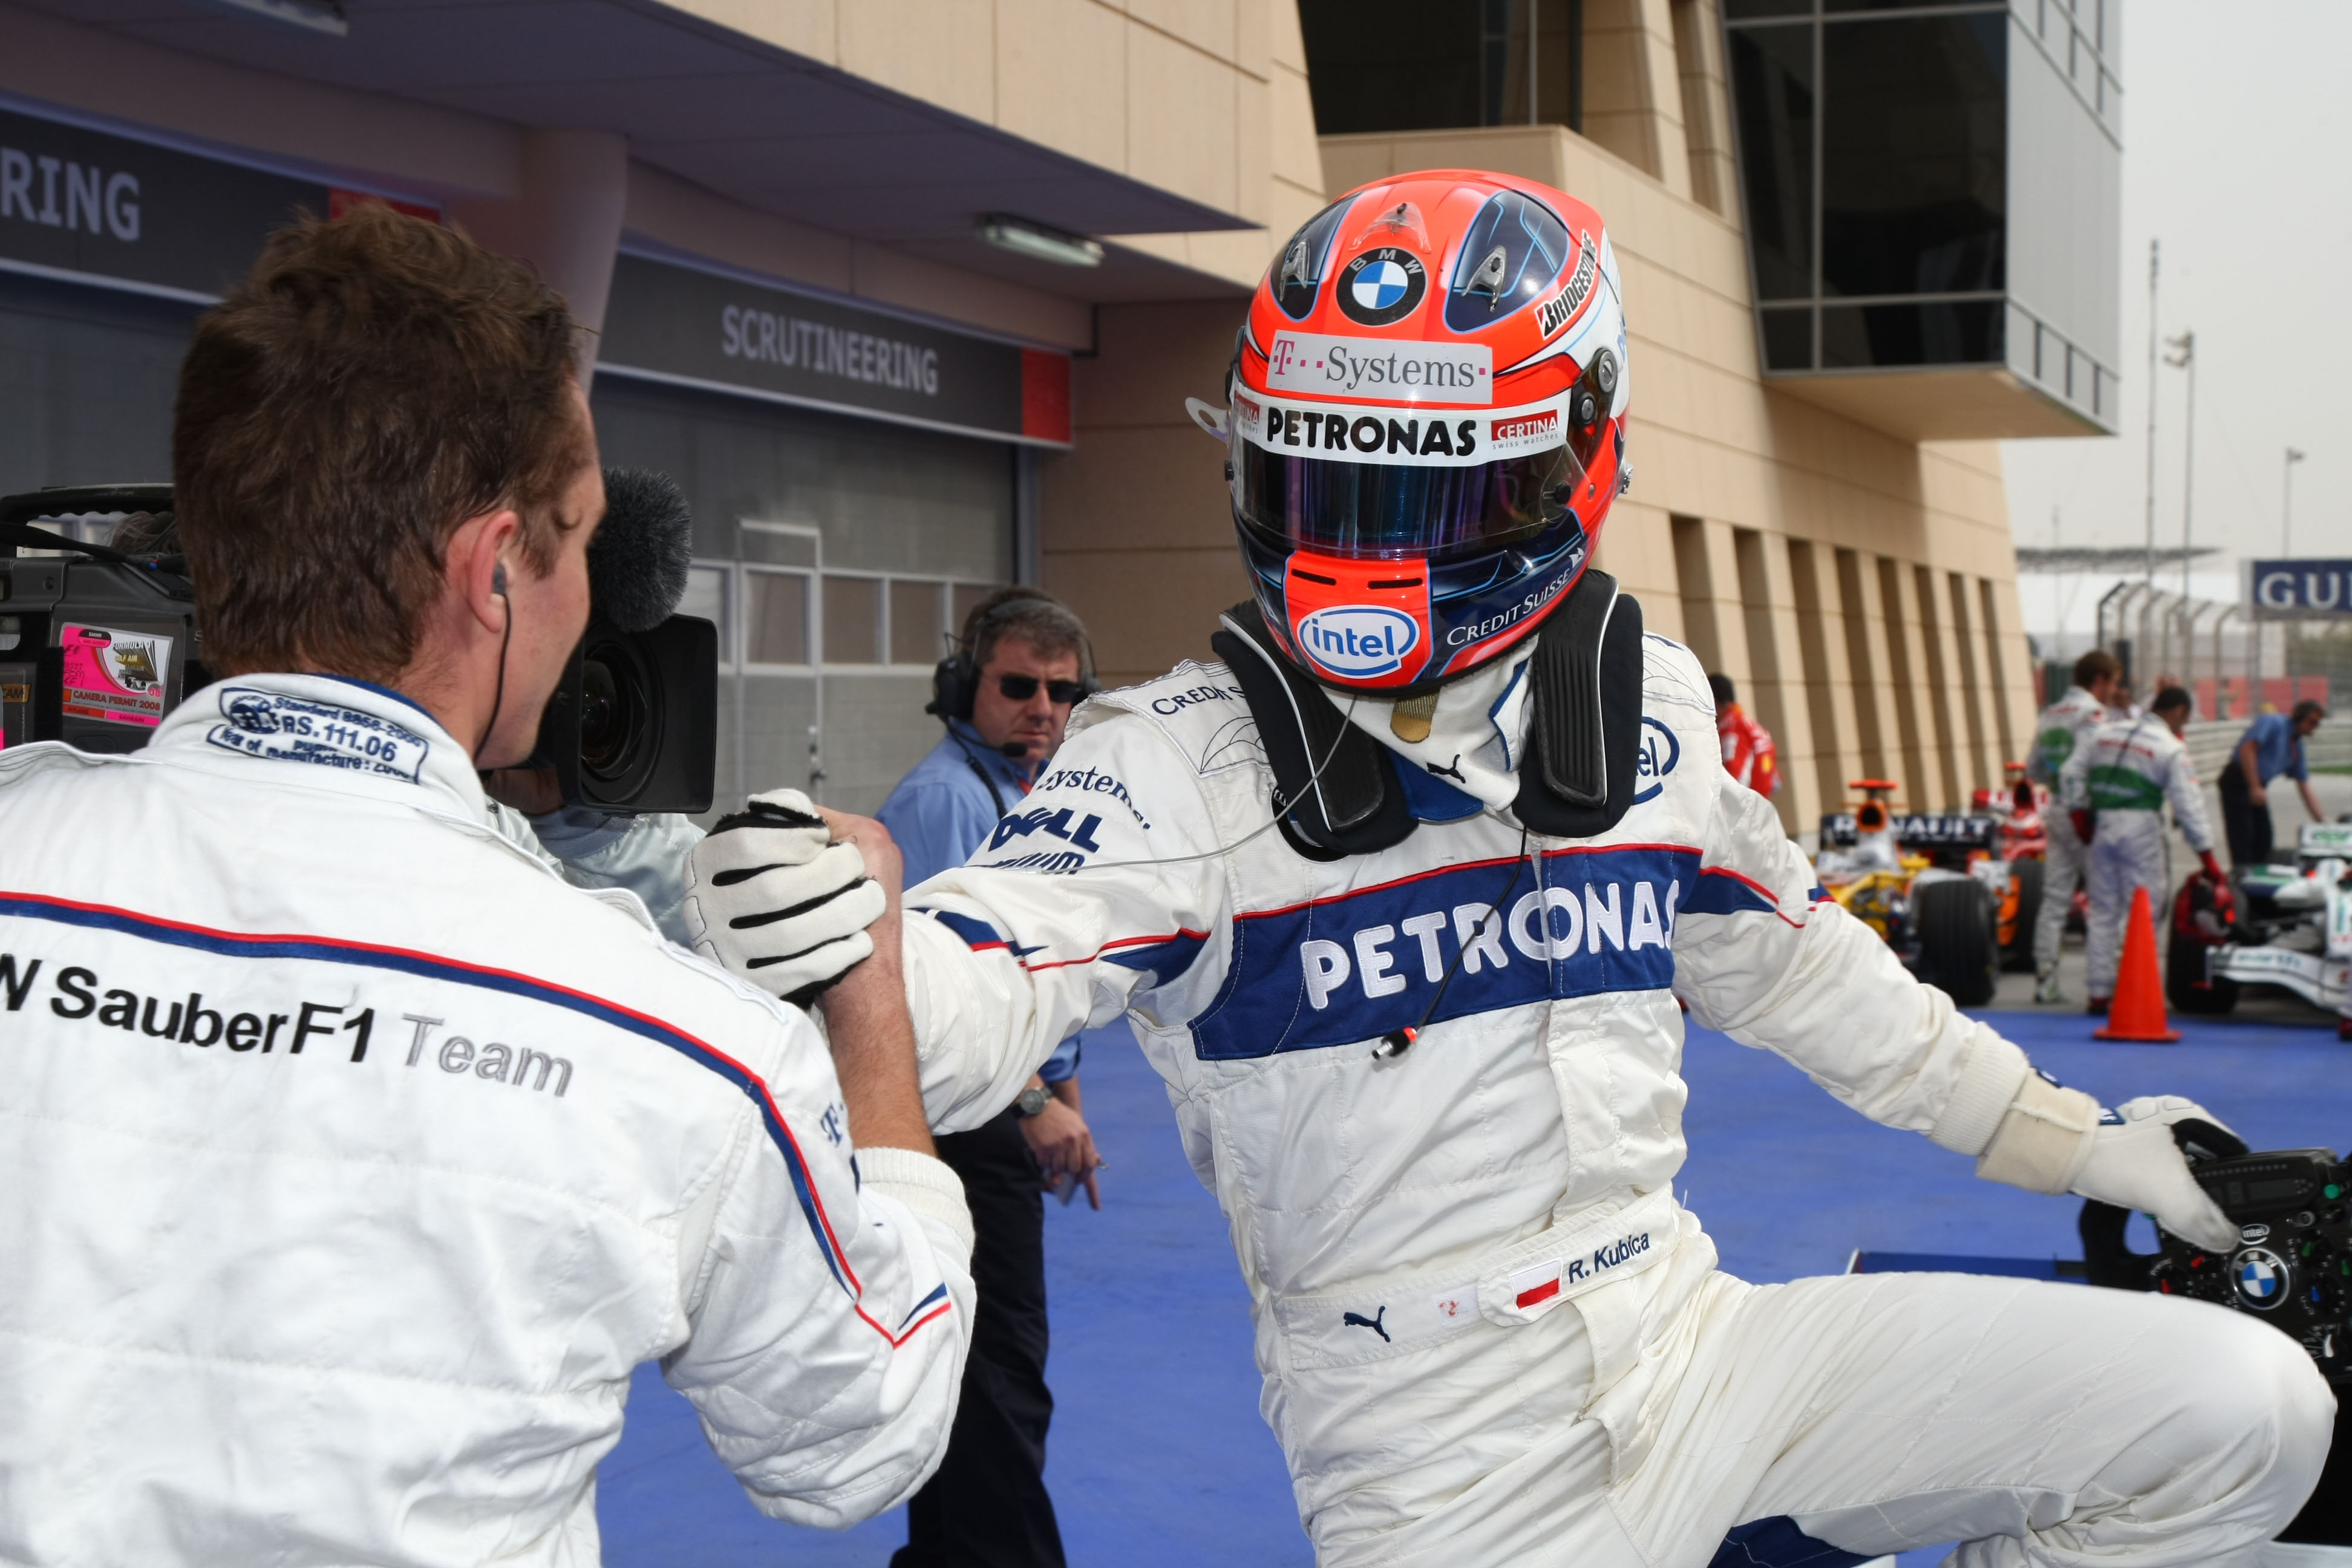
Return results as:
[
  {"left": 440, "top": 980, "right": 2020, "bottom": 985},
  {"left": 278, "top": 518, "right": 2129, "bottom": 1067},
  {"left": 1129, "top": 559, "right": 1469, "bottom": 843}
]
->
[{"left": 0, "top": 207, "right": 972, "bottom": 1564}]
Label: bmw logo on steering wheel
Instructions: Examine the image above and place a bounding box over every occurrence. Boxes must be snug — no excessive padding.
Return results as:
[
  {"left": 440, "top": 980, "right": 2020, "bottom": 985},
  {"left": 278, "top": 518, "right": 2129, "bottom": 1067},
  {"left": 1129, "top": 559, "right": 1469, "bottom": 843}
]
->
[{"left": 2233, "top": 1246, "right": 2288, "bottom": 1310}]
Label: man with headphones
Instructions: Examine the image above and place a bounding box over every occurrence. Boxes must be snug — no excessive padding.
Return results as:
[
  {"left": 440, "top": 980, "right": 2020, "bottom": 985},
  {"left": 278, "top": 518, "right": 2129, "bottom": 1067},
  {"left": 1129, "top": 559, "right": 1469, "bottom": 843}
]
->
[{"left": 874, "top": 586, "right": 1104, "bottom": 1568}]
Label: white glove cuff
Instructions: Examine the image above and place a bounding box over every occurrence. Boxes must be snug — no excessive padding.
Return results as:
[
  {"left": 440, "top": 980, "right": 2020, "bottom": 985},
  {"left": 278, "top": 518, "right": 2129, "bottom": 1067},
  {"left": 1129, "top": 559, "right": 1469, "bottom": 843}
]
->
[
  {"left": 858, "top": 1145, "right": 974, "bottom": 1261},
  {"left": 1975, "top": 1072, "right": 2102, "bottom": 1194},
  {"left": 1927, "top": 1025, "right": 2032, "bottom": 1156}
]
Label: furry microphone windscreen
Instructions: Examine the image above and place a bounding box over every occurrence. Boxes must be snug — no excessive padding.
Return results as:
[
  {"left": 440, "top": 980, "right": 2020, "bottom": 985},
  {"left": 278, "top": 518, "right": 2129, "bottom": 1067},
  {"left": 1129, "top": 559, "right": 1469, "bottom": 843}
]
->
[{"left": 592, "top": 468, "right": 695, "bottom": 632}]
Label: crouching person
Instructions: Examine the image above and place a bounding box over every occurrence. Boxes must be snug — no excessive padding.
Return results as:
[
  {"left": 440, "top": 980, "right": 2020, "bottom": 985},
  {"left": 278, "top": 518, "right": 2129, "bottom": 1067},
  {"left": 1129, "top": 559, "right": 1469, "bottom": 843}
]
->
[{"left": 0, "top": 205, "right": 970, "bottom": 1566}]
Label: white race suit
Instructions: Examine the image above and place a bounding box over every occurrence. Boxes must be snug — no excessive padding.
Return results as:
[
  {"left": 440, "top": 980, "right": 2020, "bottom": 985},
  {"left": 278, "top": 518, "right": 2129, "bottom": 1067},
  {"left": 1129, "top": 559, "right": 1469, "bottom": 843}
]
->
[
  {"left": 895, "top": 633, "right": 2327, "bottom": 1567},
  {"left": 2026, "top": 686, "right": 2112, "bottom": 967},
  {"left": 2060, "top": 714, "right": 2217, "bottom": 1001},
  {"left": 0, "top": 675, "right": 975, "bottom": 1567}
]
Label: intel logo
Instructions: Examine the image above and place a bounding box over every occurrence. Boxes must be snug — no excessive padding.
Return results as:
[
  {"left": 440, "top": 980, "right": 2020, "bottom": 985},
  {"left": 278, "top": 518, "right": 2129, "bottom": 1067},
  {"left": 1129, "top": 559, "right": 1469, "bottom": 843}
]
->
[{"left": 1298, "top": 605, "right": 1419, "bottom": 678}]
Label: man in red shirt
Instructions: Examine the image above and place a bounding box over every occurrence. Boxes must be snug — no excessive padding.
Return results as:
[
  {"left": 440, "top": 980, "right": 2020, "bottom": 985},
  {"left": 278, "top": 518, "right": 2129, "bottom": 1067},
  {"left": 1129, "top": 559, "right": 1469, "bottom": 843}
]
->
[{"left": 1711, "top": 673, "right": 1779, "bottom": 800}]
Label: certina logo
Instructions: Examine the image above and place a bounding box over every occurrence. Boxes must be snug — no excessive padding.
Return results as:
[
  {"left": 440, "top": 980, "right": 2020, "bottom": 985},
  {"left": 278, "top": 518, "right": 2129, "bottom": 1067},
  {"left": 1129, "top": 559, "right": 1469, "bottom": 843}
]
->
[
  {"left": 1336, "top": 246, "right": 1426, "bottom": 327},
  {"left": 1262, "top": 331, "right": 1492, "bottom": 405},
  {"left": 1534, "top": 232, "right": 1600, "bottom": 339},
  {"left": 1298, "top": 605, "right": 1420, "bottom": 679},
  {"left": 1491, "top": 410, "right": 1559, "bottom": 446}
]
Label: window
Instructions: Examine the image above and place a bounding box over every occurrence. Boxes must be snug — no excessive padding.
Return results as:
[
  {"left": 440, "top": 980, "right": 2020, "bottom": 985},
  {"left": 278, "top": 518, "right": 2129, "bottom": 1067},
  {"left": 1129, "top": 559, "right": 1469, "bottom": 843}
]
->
[
  {"left": 745, "top": 569, "right": 809, "bottom": 667},
  {"left": 1728, "top": 25, "right": 1813, "bottom": 301},
  {"left": 823, "top": 575, "right": 882, "bottom": 665},
  {"left": 1298, "top": 0, "right": 1583, "bottom": 136},
  {"left": 890, "top": 580, "right": 945, "bottom": 667},
  {"left": 1727, "top": 4, "right": 2016, "bottom": 374},
  {"left": 1818, "top": 15, "right": 2007, "bottom": 301}
]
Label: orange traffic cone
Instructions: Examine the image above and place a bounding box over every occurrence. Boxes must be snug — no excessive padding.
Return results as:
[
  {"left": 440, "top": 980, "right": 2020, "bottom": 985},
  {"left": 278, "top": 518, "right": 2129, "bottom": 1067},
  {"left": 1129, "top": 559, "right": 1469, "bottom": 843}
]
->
[{"left": 2095, "top": 886, "right": 2180, "bottom": 1042}]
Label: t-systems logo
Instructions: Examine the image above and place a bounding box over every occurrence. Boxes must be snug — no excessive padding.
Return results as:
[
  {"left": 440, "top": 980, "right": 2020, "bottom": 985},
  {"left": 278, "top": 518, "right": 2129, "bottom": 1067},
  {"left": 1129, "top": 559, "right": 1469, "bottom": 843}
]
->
[
  {"left": 1296, "top": 605, "right": 1421, "bottom": 679},
  {"left": 1262, "top": 331, "right": 1492, "bottom": 405},
  {"left": 1489, "top": 409, "right": 1560, "bottom": 448}
]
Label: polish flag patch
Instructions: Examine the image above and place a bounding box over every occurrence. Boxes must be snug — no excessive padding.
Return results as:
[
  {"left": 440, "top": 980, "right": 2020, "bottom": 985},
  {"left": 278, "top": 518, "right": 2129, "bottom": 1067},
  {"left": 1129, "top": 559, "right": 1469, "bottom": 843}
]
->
[{"left": 1510, "top": 1259, "right": 1564, "bottom": 1310}]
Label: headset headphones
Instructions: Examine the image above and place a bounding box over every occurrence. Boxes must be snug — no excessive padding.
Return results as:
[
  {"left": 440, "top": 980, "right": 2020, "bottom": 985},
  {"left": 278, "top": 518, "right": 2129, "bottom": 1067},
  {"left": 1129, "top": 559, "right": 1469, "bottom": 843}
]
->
[{"left": 928, "top": 593, "right": 1100, "bottom": 723}]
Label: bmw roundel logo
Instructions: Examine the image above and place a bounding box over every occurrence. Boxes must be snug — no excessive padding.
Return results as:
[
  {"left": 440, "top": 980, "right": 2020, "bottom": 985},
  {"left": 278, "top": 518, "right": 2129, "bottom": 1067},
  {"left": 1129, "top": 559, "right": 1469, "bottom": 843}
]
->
[
  {"left": 2234, "top": 1246, "right": 2289, "bottom": 1310},
  {"left": 1338, "top": 246, "right": 1426, "bottom": 326},
  {"left": 1296, "top": 604, "right": 1421, "bottom": 679}
]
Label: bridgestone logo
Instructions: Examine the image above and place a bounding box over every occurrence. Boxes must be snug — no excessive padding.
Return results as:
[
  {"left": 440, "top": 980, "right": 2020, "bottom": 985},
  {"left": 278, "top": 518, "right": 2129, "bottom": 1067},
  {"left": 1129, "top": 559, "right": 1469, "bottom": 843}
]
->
[{"left": 1536, "top": 234, "right": 1600, "bottom": 339}]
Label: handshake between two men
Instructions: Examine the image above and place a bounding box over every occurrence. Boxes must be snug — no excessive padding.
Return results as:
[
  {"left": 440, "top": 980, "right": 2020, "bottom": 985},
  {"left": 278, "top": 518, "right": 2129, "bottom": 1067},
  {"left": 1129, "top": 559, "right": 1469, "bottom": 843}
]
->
[{"left": 682, "top": 788, "right": 1104, "bottom": 1200}]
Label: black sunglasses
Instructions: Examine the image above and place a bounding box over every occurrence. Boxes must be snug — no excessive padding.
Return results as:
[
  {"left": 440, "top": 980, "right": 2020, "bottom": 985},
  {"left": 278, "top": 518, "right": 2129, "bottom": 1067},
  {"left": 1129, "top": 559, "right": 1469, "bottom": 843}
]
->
[{"left": 998, "top": 673, "right": 1088, "bottom": 705}]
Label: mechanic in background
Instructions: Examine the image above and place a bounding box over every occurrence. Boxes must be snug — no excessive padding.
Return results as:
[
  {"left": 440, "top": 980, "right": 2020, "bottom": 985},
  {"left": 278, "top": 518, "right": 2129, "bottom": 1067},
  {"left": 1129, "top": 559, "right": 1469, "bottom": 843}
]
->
[
  {"left": 877, "top": 587, "right": 1106, "bottom": 1568},
  {"left": 1708, "top": 673, "right": 1778, "bottom": 801},
  {"left": 2223, "top": 698, "right": 2327, "bottom": 872},
  {"left": 2060, "top": 684, "right": 2222, "bottom": 1015},
  {"left": 2023, "top": 650, "right": 2120, "bottom": 1004}
]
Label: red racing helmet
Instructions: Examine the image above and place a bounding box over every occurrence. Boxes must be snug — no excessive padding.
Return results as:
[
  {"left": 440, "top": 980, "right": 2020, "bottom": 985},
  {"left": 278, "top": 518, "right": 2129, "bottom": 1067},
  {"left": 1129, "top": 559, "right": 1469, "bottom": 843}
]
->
[{"left": 1226, "top": 170, "right": 1629, "bottom": 694}]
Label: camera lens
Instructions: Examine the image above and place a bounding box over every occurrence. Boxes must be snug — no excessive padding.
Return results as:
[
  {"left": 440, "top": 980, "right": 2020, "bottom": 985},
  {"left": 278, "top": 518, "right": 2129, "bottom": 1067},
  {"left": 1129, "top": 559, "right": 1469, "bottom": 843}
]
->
[{"left": 578, "top": 638, "right": 654, "bottom": 788}]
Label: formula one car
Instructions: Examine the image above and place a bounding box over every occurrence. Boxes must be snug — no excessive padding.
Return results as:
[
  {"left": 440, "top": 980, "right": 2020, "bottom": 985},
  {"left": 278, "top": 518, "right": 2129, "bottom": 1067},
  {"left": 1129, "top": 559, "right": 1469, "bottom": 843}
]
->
[
  {"left": 2168, "top": 820, "right": 2352, "bottom": 1033},
  {"left": 1817, "top": 780, "right": 2017, "bottom": 1005}
]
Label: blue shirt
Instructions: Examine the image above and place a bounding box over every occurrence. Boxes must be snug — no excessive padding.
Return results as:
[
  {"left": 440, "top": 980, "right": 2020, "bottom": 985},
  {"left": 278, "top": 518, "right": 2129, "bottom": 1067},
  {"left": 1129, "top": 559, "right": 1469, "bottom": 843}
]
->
[
  {"left": 2238, "top": 712, "right": 2310, "bottom": 785},
  {"left": 877, "top": 724, "right": 1089, "bottom": 1083}
]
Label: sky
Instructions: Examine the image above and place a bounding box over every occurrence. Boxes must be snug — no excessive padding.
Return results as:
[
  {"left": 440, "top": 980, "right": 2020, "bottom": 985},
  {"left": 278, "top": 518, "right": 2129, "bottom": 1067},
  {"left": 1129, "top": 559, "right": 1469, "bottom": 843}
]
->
[{"left": 2002, "top": 0, "right": 2352, "bottom": 644}]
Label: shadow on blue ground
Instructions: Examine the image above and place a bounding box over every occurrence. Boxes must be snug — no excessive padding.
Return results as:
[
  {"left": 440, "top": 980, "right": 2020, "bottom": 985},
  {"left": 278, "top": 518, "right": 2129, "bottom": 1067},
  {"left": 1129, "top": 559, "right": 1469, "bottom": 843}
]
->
[{"left": 598, "top": 1007, "right": 2352, "bottom": 1566}]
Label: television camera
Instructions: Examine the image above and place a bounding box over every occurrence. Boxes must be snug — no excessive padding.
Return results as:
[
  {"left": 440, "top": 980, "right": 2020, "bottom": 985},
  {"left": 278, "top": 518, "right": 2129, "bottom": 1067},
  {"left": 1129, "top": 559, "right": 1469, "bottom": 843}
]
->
[{"left": 0, "top": 476, "right": 714, "bottom": 814}]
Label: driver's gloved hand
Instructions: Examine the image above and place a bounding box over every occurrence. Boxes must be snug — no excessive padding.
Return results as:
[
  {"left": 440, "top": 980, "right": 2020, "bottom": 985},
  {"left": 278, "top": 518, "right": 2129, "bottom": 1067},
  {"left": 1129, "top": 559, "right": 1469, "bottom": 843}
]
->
[
  {"left": 1976, "top": 1072, "right": 2243, "bottom": 1253},
  {"left": 685, "top": 789, "right": 886, "bottom": 1008}
]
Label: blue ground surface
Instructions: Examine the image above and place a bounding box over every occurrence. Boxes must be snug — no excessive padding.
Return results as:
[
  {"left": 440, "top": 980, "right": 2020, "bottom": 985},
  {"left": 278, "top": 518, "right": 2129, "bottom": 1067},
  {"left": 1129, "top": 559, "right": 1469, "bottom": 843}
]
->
[{"left": 598, "top": 1007, "right": 2352, "bottom": 1566}]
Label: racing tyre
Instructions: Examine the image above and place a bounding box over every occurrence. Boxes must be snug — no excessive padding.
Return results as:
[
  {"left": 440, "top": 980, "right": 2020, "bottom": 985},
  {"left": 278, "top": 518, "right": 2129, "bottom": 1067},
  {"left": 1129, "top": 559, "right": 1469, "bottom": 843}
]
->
[
  {"left": 1918, "top": 878, "right": 1999, "bottom": 1005},
  {"left": 1999, "top": 857, "right": 2043, "bottom": 972},
  {"left": 2165, "top": 932, "right": 2239, "bottom": 1015}
]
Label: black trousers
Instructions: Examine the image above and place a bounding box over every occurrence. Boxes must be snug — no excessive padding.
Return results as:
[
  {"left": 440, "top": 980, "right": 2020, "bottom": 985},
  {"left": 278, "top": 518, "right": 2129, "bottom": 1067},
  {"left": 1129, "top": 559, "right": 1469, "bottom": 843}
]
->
[
  {"left": 2220, "top": 765, "right": 2274, "bottom": 870},
  {"left": 893, "top": 1108, "right": 1063, "bottom": 1568}
]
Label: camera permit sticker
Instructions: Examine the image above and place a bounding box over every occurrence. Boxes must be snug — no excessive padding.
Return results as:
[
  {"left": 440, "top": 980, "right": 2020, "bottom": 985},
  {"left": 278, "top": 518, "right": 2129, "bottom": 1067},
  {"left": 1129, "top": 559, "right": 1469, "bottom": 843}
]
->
[
  {"left": 59, "top": 622, "right": 172, "bottom": 728},
  {"left": 204, "top": 687, "right": 430, "bottom": 783}
]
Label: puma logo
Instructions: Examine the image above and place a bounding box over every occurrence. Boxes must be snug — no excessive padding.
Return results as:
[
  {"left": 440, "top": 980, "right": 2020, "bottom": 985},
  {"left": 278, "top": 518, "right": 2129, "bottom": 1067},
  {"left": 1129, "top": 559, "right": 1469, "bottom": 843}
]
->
[
  {"left": 1342, "top": 1306, "right": 1390, "bottom": 1343},
  {"left": 1425, "top": 756, "right": 1466, "bottom": 782}
]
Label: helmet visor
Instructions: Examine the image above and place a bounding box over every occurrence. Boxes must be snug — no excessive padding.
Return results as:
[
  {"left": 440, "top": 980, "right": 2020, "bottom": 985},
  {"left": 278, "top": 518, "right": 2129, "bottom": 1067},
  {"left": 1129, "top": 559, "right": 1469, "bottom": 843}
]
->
[{"left": 1233, "top": 440, "right": 1575, "bottom": 563}]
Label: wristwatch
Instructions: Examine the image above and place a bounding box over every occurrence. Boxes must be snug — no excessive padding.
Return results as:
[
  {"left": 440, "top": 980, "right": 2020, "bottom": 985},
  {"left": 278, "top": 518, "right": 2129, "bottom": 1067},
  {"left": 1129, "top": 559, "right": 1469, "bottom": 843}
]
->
[{"left": 1016, "top": 1083, "right": 1052, "bottom": 1118}]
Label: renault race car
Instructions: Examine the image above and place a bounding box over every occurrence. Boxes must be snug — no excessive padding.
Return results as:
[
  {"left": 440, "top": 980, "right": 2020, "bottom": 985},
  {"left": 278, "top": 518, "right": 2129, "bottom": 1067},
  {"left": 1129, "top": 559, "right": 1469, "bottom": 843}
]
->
[
  {"left": 2169, "top": 820, "right": 2352, "bottom": 1034},
  {"left": 1816, "top": 779, "right": 2023, "bottom": 1006}
]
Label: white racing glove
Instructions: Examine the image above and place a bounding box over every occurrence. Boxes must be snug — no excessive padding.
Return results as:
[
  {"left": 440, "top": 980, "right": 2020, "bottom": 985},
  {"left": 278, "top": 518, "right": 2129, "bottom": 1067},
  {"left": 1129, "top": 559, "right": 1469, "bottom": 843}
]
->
[
  {"left": 685, "top": 789, "right": 887, "bottom": 1008},
  {"left": 1976, "top": 1073, "right": 2242, "bottom": 1252}
]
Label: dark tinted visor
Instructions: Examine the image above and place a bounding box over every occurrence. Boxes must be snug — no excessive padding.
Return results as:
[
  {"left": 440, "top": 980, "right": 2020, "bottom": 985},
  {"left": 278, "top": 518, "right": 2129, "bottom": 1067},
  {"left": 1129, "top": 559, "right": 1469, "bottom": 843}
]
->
[{"left": 1233, "top": 440, "right": 1575, "bottom": 563}]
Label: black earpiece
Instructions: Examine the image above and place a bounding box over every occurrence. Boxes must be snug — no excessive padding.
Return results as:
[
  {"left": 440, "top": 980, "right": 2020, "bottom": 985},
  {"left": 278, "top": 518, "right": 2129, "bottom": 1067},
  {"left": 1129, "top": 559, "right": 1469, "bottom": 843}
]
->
[
  {"left": 927, "top": 595, "right": 1101, "bottom": 722},
  {"left": 491, "top": 562, "right": 509, "bottom": 595}
]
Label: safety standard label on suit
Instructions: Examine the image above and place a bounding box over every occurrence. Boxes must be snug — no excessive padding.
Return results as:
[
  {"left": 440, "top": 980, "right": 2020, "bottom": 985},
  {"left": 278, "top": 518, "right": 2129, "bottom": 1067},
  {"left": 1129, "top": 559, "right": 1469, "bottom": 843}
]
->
[{"left": 204, "top": 687, "right": 428, "bottom": 782}]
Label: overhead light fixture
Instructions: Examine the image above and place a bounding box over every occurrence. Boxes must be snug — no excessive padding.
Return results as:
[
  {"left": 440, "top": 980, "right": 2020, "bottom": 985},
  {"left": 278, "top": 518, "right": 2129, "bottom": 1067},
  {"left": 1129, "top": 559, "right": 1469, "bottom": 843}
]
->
[
  {"left": 195, "top": 0, "right": 349, "bottom": 38},
  {"left": 978, "top": 215, "right": 1103, "bottom": 269}
]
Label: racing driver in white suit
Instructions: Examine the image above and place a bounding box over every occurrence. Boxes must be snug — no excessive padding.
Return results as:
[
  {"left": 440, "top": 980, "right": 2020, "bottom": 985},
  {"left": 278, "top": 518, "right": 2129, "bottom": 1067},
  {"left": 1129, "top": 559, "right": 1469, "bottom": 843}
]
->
[
  {"left": 2058, "top": 685, "right": 2222, "bottom": 1011},
  {"left": 692, "top": 174, "right": 2331, "bottom": 1567},
  {"left": 0, "top": 207, "right": 971, "bottom": 1566}
]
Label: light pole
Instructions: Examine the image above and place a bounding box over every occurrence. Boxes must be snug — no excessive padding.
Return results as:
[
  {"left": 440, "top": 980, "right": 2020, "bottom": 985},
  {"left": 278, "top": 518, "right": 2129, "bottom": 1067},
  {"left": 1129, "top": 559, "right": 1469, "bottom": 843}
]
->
[
  {"left": 2141, "top": 240, "right": 2160, "bottom": 587},
  {"left": 2165, "top": 328, "right": 2196, "bottom": 606},
  {"left": 2284, "top": 446, "right": 2307, "bottom": 557}
]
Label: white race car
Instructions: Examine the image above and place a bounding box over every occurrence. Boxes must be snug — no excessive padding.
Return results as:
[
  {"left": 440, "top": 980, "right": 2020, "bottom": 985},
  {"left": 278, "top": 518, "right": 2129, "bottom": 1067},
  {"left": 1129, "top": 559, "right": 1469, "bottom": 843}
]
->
[{"left": 2169, "top": 821, "right": 2352, "bottom": 1035}]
